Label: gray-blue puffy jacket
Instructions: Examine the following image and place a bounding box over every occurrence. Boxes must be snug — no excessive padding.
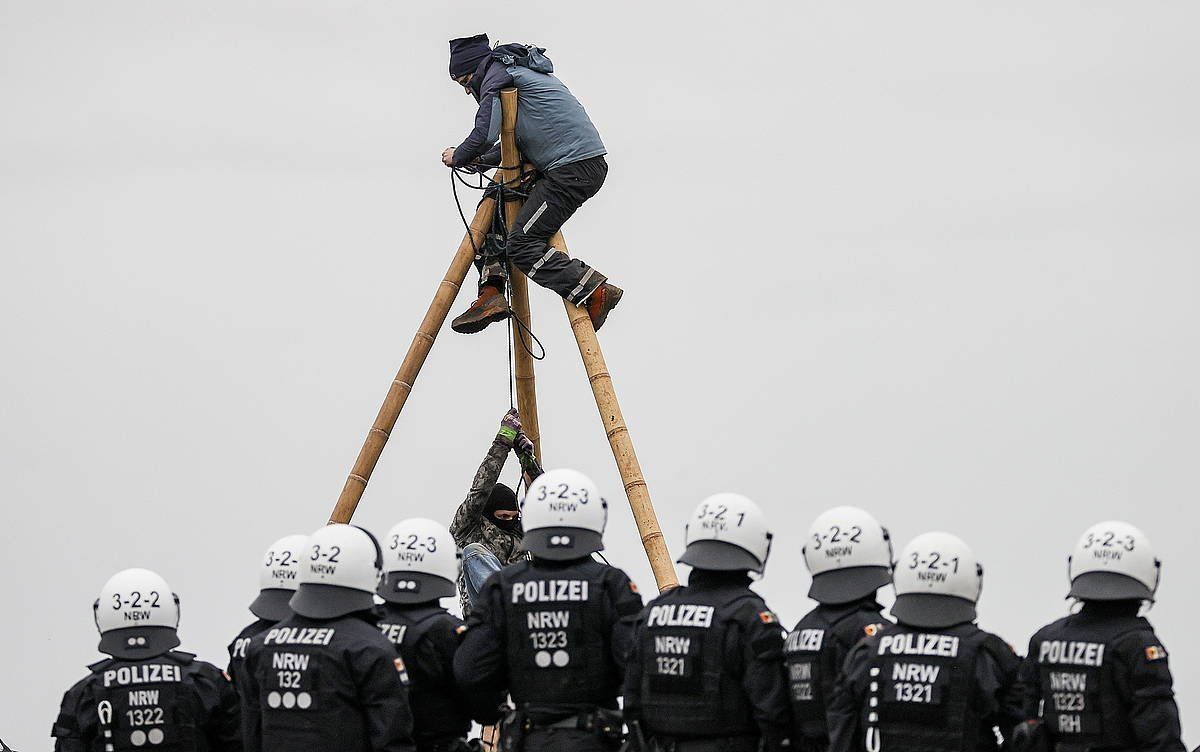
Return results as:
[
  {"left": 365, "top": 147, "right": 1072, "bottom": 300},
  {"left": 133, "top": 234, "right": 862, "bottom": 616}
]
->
[{"left": 451, "top": 44, "right": 606, "bottom": 172}]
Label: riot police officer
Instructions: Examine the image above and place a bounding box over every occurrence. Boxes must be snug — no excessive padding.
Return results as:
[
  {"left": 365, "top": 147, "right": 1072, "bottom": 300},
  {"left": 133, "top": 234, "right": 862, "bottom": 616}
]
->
[
  {"left": 240, "top": 523, "right": 414, "bottom": 752},
  {"left": 625, "top": 493, "right": 792, "bottom": 752},
  {"left": 453, "top": 468, "right": 643, "bottom": 752},
  {"left": 787, "top": 507, "right": 894, "bottom": 752},
  {"left": 828, "top": 532, "right": 1022, "bottom": 752},
  {"left": 52, "top": 568, "right": 242, "bottom": 751},
  {"left": 227, "top": 534, "right": 307, "bottom": 688},
  {"left": 1014, "top": 521, "right": 1186, "bottom": 752},
  {"left": 377, "top": 518, "right": 473, "bottom": 752}
]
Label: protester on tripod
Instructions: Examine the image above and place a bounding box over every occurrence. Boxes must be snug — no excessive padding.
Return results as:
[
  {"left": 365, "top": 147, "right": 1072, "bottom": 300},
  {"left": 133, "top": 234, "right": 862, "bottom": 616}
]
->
[
  {"left": 450, "top": 408, "right": 543, "bottom": 616},
  {"left": 442, "top": 34, "right": 622, "bottom": 335}
]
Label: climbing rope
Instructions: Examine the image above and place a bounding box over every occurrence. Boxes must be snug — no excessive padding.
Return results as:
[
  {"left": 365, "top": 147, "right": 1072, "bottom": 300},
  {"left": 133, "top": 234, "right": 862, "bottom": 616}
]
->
[{"left": 449, "top": 164, "right": 547, "bottom": 493}]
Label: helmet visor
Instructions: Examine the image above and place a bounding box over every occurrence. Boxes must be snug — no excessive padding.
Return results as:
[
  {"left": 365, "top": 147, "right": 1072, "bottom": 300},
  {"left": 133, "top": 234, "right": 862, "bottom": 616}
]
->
[
  {"left": 249, "top": 588, "right": 294, "bottom": 622},
  {"left": 808, "top": 565, "right": 892, "bottom": 604},
  {"left": 677, "top": 539, "right": 763, "bottom": 573},
  {"left": 891, "top": 593, "right": 977, "bottom": 629},
  {"left": 98, "top": 626, "right": 181, "bottom": 660},
  {"left": 1068, "top": 571, "right": 1154, "bottom": 602},
  {"left": 289, "top": 583, "right": 376, "bottom": 620},
  {"left": 377, "top": 572, "right": 457, "bottom": 604},
  {"left": 520, "top": 527, "right": 604, "bottom": 561}
]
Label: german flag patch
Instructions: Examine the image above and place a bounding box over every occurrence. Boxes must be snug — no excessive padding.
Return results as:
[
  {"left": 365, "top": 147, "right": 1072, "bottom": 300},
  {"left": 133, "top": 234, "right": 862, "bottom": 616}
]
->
[
  {"left": 629, "top": 581, "right": 640, "bottom": 594},
  {"left": 864, "top": 623, "right": 885, "bottom": 637},
  {"left": 455, "top": 624, "right": 468, "bottom": 635},
  {"left": 1145, "top": 645, "right": 1168, "bottom": 662},
  {"left": 758, "top": 611, "right": 777, "bottom": 624}
]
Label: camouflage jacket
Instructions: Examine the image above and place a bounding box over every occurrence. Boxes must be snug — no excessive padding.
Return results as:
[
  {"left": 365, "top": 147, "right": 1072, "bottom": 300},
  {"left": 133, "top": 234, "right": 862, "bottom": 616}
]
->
[{"left": 450, "top": 434, "right": 543, "bottom": 616}]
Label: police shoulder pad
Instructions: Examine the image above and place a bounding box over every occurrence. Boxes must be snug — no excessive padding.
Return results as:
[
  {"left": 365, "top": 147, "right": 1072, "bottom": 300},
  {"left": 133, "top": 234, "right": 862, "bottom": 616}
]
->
[
  {"left": 167, "top": 650, "right": 196, "bottom": 664},
  {"left": 87, "top": 657, "right": 114, "bottom": 673}
]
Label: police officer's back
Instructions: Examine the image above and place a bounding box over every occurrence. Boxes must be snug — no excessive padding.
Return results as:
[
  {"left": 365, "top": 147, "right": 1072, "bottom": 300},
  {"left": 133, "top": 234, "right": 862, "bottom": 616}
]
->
[
  {"left": 625, "top": 493, "right": 792, "bottom": 752},
  {"left": 376, "top": 518, "right": 472, "bottom": 752},
  {"left": 1015, "top": 521, "right": 1186, "bottom": 752},
  {"left": 828, "top": 532, "right": 1023, "bottom": 752},
  {"left": 240, "top": 524, "right": 414, "bottom": 752},
  {"left": 227, "top": 535, "right": 306, "bottom": 690},
  {"left": 453, "top": 468, "right": 643, "bottom": 752},
  {"left": 787, "top": 507, "right": 894, "bottom": 752},
  {"left": 52, "top": 568, "right": 241, "bottom": 752}
]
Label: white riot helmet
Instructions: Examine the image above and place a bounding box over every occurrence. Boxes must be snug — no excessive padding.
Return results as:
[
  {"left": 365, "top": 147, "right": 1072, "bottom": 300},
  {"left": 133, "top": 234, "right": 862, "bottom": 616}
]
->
[
  {"left": 1068, "top": 521, "right": 1160, "bottom": 602},
  {"left": 802, "top": 506, "right": 894, "bottom": 604},
  {"left": 94, "top": 568, "right": 181, "bottom": 659},
  {"left": 892, "top": 532, "right": 983, "bottom": 629},
  {"left": 250, "top": 534, "right": 307, "bottom": 621},
  {"left": 289, "top": 524, "right": 383, "bottom": 619},
  {"left": 678, "top": 493, "right": 773, "bottom": 573},
  {"left": 379, "top": 518, "right": 459, "bottom": 604},
  {"left": 520, "top": 468, "right": 608, "bottom": 561}
]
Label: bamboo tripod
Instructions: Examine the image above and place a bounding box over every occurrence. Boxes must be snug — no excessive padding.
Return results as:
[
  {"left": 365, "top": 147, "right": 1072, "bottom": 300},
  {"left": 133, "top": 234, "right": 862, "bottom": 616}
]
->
[{"left": 327, "top": 90, "right": 678, "bottom": 592}]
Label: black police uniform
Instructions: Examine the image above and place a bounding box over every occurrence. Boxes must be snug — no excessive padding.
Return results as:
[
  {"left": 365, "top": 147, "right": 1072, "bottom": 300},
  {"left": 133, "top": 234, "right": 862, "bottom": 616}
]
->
[
  {"left": 453, "top": 556, "right": 644, "bottom": 752},
  {"left": 227, "top": 618, "right": 275, "bottom": 690},
  {"left": 52, "top": 650, "right": 242, "bottom": 752},
  {"left": 785, "top": 598, "right": 890, "bottom": 752},
  {"left": 377, "top": 602, "right": 472, "bottom": 752},
  {"left": 239, "top": 612, "right": 414, "bottom": 752},
  {"left": 827, "top": 620, "right": 1023, "bottom": 752},
  {"left": 1019, "top": 601, "right": 1186, "bottom": 752},
  {"left": 624, "top": 569, "right": 792, "bottom": 752}
]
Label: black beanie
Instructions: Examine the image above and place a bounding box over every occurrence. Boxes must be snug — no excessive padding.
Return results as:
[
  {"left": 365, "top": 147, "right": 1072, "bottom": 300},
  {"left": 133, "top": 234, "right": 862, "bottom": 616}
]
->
[
  {"left": 482, "top": 483, "right": 520, "bottom": 531},
  {"left": 449, "top": 34, "right": 491, "bottom": 78}
]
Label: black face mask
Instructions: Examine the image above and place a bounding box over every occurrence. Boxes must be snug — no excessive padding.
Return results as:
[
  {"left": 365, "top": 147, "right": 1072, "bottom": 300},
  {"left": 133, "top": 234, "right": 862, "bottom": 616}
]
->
[{"left": 483, "top": 483, "right": 520, "bottom": 532}]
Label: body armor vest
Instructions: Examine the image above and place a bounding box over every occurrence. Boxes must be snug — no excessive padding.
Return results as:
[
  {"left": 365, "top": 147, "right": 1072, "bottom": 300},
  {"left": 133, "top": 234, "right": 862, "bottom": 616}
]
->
[
  {"left": 861, "top": 623, "right": 989, "bottom": 752},
  {"left": 499, "top": 560, "right": 616, "bottom": 708},
  {"left": 378, "top": 604, "right": 469, "bottom": 744},
  {"left": 1031, "top": 613, "right": 1145, "bottom": 751},
  {"left": 786, "top": 604, "right": 887, "bottom": 744},
  {"left": 638, "top": 584, "right": 762, "bottom": 738},
  {"left": 89, "top": 652, "right": 202, "bottom": 752}
]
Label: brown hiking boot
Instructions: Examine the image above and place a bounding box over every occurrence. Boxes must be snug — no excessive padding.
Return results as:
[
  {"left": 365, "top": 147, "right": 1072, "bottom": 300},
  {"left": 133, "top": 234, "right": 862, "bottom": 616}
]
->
[
  {"left": 451, "top": 286, "right": 511, "bottom": 334},
  {"left": 586, "top": 283, "right": 623, "bottom": 331}
]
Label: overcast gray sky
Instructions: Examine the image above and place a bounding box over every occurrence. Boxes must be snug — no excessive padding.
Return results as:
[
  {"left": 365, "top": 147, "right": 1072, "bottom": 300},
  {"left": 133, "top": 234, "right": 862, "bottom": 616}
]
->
[{"left": 2, "top": 1, "right": 1198, "bottom": 748}]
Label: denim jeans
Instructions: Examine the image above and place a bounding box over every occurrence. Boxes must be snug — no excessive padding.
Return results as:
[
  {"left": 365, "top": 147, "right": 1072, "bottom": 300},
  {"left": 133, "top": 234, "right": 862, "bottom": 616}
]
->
[{"left": 462, "top": 542, "right": 503, "bottom": 610}]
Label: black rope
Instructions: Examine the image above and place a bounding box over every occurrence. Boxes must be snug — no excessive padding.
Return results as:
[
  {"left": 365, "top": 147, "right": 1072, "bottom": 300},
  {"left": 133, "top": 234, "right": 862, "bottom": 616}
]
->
[{"left": 448, "top": 165, "right": 547, "bottom": 366}]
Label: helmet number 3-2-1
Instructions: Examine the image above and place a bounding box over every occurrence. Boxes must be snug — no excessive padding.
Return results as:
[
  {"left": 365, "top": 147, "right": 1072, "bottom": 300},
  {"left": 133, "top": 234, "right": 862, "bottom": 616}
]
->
[{"left": 906, "top": 552, "right": 961, "bottom": 573}]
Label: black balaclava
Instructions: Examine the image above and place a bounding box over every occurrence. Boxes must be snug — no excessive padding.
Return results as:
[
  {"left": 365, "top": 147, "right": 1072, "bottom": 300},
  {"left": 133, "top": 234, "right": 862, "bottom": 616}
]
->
[{"left": 483, "top": 483, "right": 520, "bottom": 532}]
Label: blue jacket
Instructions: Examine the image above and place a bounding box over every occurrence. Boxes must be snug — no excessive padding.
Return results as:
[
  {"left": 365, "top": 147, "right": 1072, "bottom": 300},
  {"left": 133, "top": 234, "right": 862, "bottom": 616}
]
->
[{"left": 452, "top": 44, "right": 606, "bottom": 172}]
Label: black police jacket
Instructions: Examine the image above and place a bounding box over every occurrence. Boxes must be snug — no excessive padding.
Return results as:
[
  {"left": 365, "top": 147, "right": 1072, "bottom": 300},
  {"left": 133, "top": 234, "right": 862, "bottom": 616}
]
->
[
  {"left": 51, "top": 650, "right": 241, "bottom": 752},
  {"left": 785, "top": 598, "right": 890, "bottom": 749},
  {"left": 239, "top": 612, "right": 414, "bottom": 752},
  {"left": 376, "top": 602, "right": 472, "bottom": 747},
  {"left": 828, "top": 620, "right": 1023, "bottom": 752},
  {"left": 227, "top": 618, "right": 275, "bottom": 692},
  {"left": 624, "top": 569, "right": 792, "bottom": 752},
  {"left": 453, "top": 556, "right": 643, "bottom": 725},
  {"left": 1019, "top": 601, "right": 1186, "bottom": 752}
]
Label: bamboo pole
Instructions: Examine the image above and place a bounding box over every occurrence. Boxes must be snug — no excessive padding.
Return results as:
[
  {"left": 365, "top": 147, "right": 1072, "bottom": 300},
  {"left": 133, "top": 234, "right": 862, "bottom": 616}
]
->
[
  {"left": 328, "top": 199, "right": 495, "bottom": 524},
  {"left": 555, "top": 236, "right": 679, "bottom": 591},
  {"left": 498, "top": 89, "right": 542, "bottom": 463}
]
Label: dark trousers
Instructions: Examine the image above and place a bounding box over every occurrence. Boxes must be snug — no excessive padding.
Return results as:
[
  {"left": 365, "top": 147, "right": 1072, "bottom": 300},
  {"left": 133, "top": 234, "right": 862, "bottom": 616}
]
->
[{"left": 482, "top": 155, "right": 609, "bottom": 305}]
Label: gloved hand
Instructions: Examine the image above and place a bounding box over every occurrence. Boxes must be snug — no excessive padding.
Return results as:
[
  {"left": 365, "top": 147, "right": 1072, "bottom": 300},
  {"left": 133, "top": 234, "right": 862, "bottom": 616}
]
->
[
  {"left": 514, "top": 431, "right": 535, "bottom": 457},
  {"left": 497, "top": 408, "right": 522, "bottom": 444}
]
